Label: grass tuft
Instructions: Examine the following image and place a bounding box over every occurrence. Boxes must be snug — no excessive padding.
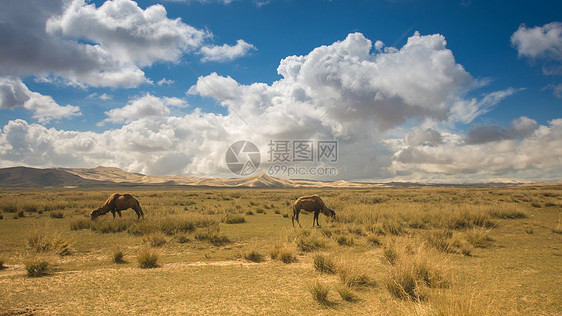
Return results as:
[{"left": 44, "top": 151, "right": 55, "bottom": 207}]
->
[
  {"left": 137, "top": 249, "right": 159, "bottom": 269},
  {"left": 313, "top": 254, "right": 336, "bottom": 274},
  {"left": 26, "top": 259, "right": 50, "bottom": 277},
  {"left": 243, "top": 250, "right": 265, "bottom": 263},
  {"left": 309, "top": 281, "right": 331, "bottom": 305},
  {"left": 224, "top": 214, "right": 246, "bottom": 224},
  {"left": 112, "top": 249, "right": 126, "bottom": 264},
  {"left": 27, "top": 230, "right": 72, "bottom": 256},
  {"left": 50, "top": 211, "right": 64, "bottom": 219},
  {"left": 337, "top": 285, "right": 358, "bottom": 302}
]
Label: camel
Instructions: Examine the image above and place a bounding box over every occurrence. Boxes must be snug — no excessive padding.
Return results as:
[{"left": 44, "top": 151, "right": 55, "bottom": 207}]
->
[
  {"left": 90, "top": 193, "right": 144, "bottom": 220},
  {"left": 292, "top": 195, "right": 335, "bottom": 227}
]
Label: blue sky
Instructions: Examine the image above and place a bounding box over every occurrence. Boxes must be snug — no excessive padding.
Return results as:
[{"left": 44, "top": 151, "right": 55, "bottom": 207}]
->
[{"left": 0, "top": 0, "right": 561, "bottom": 182}]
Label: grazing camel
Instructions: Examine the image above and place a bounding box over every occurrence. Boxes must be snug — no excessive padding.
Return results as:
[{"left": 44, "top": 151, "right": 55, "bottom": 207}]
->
[
  {"left": 292, "top": 195, "right": 335, "bottom": 227},
  {"left": 90, "top": 193, "right": 144, "bottom": 220}
]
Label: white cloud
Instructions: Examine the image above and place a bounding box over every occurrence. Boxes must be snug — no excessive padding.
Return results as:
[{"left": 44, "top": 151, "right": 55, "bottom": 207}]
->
[
  {"left": 511, "top": 22, "right": 562, "bottom": 97},
  {"left": 0, "top": 77, "right": 81, "bottom": 122},
  {"left": 157, "top": 78, "right": 175, "bottom": 86},
  {"left": 103, "top": 93, "right": 172, "bottom": 124},
  {"left": 511, "top": 22, "right": 562, "bottom": 60},
  {"left": 392, "top": 118, "right": 562, "bottom": 179},
  {"left": 200, "top": 39, "right": 256, "bottom": 62},
  {"left": 1, "top": 32, "right": 559, "bottom": 181},
  {"left": 46, "top": 0, "right": 209, "bottom": 67},
  {"left": 0, "top": 0, "right": 251, "bottom": 89}
]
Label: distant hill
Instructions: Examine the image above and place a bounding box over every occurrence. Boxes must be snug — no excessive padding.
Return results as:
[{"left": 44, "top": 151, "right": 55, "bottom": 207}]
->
[
  {"left": 0, "top": 166, "right": 386, "bottom": 188},
  {"left": 0, "top": 166, "right": 530, "bottom": 188}
]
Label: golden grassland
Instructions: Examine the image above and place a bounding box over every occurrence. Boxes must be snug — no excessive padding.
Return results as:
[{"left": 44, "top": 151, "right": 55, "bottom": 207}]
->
[{"left": 0, "top": 185, "right": 561, "bottom": 315}]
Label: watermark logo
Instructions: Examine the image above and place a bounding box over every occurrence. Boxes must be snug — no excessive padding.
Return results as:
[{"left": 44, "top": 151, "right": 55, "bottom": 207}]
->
[
  {"left": 225, "top": 140, "right": 261, "bottom": 176},
  {"left": 226, "top": 139, "right": 338, "bottom": 177}
]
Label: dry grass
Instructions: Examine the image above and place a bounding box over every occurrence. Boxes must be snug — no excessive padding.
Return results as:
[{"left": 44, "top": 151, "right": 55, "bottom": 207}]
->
[
  {"left": 313, "top": 254, "right": 336, "bottom": 274},
  {"left": 137, "top": 249, "right": 159, "bottom": 269},
  {"left": 0, "top": 186, "right": 559, "bottom": 315},
  {"left": 309, "top": 281, "right": 331, "bottom": 305},
  {"left": 25, "top": 259, "right": 50, "bottom": 277}
]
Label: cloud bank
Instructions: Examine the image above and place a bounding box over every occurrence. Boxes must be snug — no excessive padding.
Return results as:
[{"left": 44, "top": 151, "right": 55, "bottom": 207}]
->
[
  {"left": 0, "top": 0, "right": 255, "bottom": 88},
  {"left": 2, "top": 31, "right": 557, "bottom": 182}
]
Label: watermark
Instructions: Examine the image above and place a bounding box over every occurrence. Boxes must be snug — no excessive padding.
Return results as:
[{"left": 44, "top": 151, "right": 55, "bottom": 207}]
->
[
  {"left": 225, "top": 140, "right": 261, "bottom": 176},
  {"left": 266, "top": 165, "right": 338, "bottom": 177},
  {"left": 226, "top": 139, "right": 338, "bottom": 177},
  {"left": 268, "top": 140, "right": 338, "bottom": 163}
]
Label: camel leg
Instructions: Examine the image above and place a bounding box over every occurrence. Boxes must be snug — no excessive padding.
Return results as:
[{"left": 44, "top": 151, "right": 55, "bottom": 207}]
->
[
  {"left": 112, "top": 211, "right": 116, "bottom": 219},
  {"left": 117, "top": 210, "right": 122, "bottom": 218},
  {"left": 313, "top": 212, "right": 319, "bottom": 227},
  {"left": 295, "top": 211, "right": 302, "bottom": 228}
]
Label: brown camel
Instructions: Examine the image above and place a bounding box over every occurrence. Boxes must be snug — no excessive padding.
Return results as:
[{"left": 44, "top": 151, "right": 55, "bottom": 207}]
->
[
  {"left": 90, "top": 193, "right": 144, "bottom": 220},
  {"left": 292, "top": 195, "right": 335, "bottom": 227}
]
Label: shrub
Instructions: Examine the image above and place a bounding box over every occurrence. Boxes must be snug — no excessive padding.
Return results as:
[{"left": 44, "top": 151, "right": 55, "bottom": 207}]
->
[
  {"left": 176, "top": 235, "right": 190, "bottom": 244},
  {"left": 0, "top": 214, "right": 3, "bottom": 220},
  {"left": 465, "top": 229, "right": 494, "bottom": 248},
  {"left": 270, "top": 245, "right": 298, "bottom": 263},
  {"left": 309, "top": 281, "right": 330, "bottom": 305},
  {"left": 50, "top": 211, "right": 64, "bottom": 219},
  {"left": 243, "top": 250, "right": 264, "bottom": 263},
  {"left": 383, "top": 221, "right": 404, "bottom": 235},
  {"left": 384, "top": 246, "right": 448, "bottom": 301},
  {"left": 23, "top": 205, "right": 38, "bottom": 213},
  {"left": 313, "top": 254, "right": 336, "bottom": 274},
  {"left": 27, "top": 231, "right": 72, "bottom": 256},
  {"left": 338, "top": 266, "right": 373, "bottom": 288},
  {"left": 256, "top": 208, "right": 265, "bottom": 214},
  {"left": 337, "top": 285, "right": 358, "bottom": 302},
  {"left": 2, "top": 204, "right": 17, "bottom": 213},
  {"left": 278, "top": 250, "right": 298, "bottom": 264},
  {"left": 137, "top": 249, "right": 159, "bottom": 269},
  {"left": 112, "top": 250, "right": 126, "bottom": 264},
  {"left": 246, "top": 211, "right": 254, "bottom": 215},
  {"left": 26, "top": 260, "right": 50, "bottom": 277},
  {"left": 144, "top": 232, "right": 167, "bottom": 247},
  {"left": 93, "top": 220, "right": 129, "bottom": 234},
  {"left": 70, "top": 218, "right": 91, "bottom": 230},
  {"left": 425, "top": 230, "right": 454, "bottom": 253},
  {"left": 490, "top": 209, "right": 527, "bottom": 219},
  {"left": 195, "top": 228, "right": 230, "bottom": 246},
  {"left": 383, "top": 247, "right": 399, "bottom": 265},
  {"left": 335, "top": 235, "right": 354, "bottom": 246},
  {"left": 294, "top": 233, "right": 326, "bottom": 252},
  {"left": 17, "top": 210, "right": 25, "bottom": 218},
  {"left": 0, "top": 258, "right": 6, "bottom": 270},
  {"left": 367, "top": 235, "right": 382, "bottom": 246},
  {"left": 224, "top": 215, "right": 246, "bottom": 224}
]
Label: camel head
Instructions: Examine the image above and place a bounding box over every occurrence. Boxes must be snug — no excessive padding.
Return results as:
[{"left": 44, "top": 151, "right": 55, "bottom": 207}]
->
[
  {"left": 90, "top": 208, "right": 102, "bottom": 220},
  {"left": 324, "top": 207, "right": 336, "bottom": 219}
]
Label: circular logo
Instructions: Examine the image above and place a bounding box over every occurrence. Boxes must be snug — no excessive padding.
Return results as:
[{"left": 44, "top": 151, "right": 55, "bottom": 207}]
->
[{"left": 225, "top": 140, "right": 261, "bottom": 176}]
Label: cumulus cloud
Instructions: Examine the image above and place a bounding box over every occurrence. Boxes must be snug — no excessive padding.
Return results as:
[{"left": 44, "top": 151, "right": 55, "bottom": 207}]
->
[
  {"left": 46, "top": 0, "right": 208, "bottom": 67},
  {"left": 0, "top": 0, "right": 251, "bottom": 88},
  {"left": 465, "top": 116, "right": 538, "bottom": 144},
  {"left": 512, "top": 22, "right": 562, "bottom": 97},
  {"left": 0, "top": 77, "right": 81, "bottom": 122},
  {"left": 392, "top": 118, "right": 562, "bottom": 178},
  {"left": 200, "top": 40, "right": 256, "bottom": 62},
  {"left": 1, "top": 32, "right": 558, "bottom": 181},
  {"left": 103, "top": 94, "right": 176, "bottom": 124},
  {"left": 511, "top": 22, "right": 562, "bottom": 60}
]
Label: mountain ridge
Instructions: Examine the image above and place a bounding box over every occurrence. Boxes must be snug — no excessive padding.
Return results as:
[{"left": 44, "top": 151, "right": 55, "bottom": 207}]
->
[
  {"left": 0, "top": 166, "right": 384, "bottom": 188},
  {"left": 0, "top": 166, "right": 536, "bottom": 188}
]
